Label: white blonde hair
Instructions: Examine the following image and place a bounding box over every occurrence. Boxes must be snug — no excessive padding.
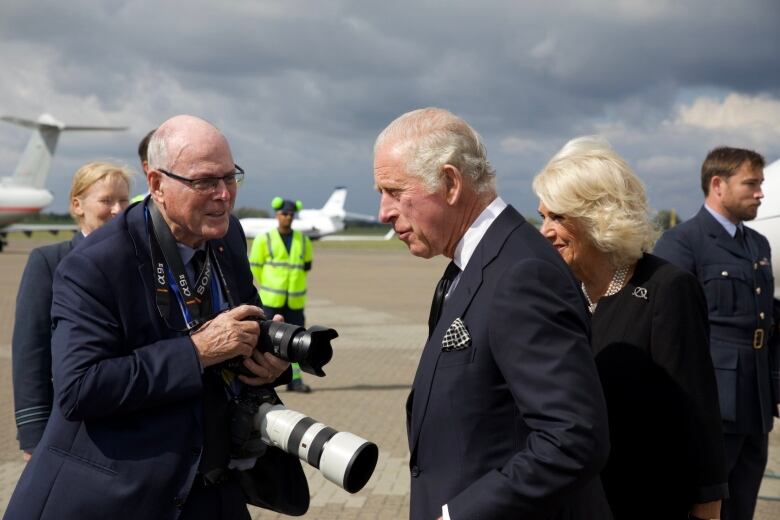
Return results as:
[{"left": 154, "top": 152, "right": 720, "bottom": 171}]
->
[{"left": 532, "top": 135, "right": 658, "bottom": 266}]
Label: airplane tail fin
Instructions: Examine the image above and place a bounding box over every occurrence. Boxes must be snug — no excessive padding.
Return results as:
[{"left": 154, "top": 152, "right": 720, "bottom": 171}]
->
[
  {"left": 1, "top": 114, "right": 127, "bottom": 189},
  {"left": 321, "top": 187, "right": 348, "bottom": 216}
]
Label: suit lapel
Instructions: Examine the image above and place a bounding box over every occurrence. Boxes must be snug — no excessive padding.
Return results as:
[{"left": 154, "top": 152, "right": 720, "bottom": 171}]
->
[
  {"left": 409, "top": 206, "right": 525, "bottom": 452},
  {"left": 697, "top": 207, "right": 751, "bottom": 260}
]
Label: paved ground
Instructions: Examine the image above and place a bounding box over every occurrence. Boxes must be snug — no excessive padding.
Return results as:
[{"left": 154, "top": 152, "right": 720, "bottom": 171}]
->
[{"left": 0, "top": 234, "right": 778, "bottom": 518}]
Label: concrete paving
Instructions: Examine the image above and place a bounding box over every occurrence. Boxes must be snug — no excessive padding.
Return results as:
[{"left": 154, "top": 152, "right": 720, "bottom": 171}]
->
[{"left": 0, "top": 235, "right": 778, "bottom": 518}]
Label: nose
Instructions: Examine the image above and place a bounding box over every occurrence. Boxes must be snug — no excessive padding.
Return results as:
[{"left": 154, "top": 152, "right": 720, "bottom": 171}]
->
[
  {"left": 213, "top": 179, "right": 232, "bottom": 201},
  {"left": 110, "top": 201, "right": 124, "bottom": 215},
  {"left": 378, "top": 192, "right": 396, "bottom": 224},
  {"left": 756, "top": 187, "right": 764, "bottom": 200},
  {"left": 539, "top": 219, "right": 555, "bottom": 241}
]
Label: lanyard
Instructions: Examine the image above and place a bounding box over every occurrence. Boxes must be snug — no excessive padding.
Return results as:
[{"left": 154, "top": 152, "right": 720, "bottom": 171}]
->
[{"left": 146, "top": 201, "right": 217, "bottom": 330}]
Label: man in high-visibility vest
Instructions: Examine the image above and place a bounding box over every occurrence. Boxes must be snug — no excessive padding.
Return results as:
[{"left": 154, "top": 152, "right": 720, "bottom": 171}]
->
[{"left": 249, "top": 197, "right": 314, "bottom": 392}]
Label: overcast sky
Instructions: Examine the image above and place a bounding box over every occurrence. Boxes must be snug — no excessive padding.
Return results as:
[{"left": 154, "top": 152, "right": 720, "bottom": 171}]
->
[{"left": 1, "top": 0, "right": 779, "bottom": 220}]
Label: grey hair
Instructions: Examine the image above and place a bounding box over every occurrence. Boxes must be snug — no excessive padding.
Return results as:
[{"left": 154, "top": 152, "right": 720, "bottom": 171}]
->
[
  {"left": 374, "top": 107, "right": 496, "bottom": 195},
  {"left": 146, "top": 126, "right": 174, "bottom": 171},
  {"left": 532, "top": 135, "right": 659, "bottom": 267}
]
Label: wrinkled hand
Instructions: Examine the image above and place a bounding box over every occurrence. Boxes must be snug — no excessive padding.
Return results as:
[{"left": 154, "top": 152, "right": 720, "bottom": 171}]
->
[
  {"left": 239, "top": 312, "right": 290, "bottom": 385},
  {"left": 190, "top": 305, "right": 262, "bottom": 368},
  {"left": 239, "top": 349, "right": 291, "bottom": 386}
]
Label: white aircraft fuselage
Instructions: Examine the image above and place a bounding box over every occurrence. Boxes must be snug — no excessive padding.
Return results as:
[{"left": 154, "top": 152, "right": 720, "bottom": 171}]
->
[
  {"left": 745, "top": 158, "right": 780, "bottom": 297},
  {"left": 0, "top": 186, "right": 54, "bottom": 226},
  {"left": 240, "top": 187, "right": 364, "bottom": 239}
]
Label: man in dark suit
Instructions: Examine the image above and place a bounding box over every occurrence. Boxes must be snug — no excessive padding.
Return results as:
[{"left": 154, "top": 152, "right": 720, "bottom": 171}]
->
[
  {"left": 373, "top": 108, "right": 610, "bottom": 520},
  {"left": 655, "top": 146, "right": 778, "bottom": 520},
  {"left": 5, "top": 115, "right": 307, "bottom": 519}
]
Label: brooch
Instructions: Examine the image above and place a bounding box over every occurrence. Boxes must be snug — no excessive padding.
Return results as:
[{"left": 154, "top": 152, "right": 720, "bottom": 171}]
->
[{"left": 632, "top": 286, "right": 648, "bottom": 300}]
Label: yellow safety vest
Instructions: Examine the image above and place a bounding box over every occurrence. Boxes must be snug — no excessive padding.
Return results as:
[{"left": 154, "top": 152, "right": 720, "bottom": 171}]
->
[{"left": 249, "top": 229, "right": 312, "bottom": 309}]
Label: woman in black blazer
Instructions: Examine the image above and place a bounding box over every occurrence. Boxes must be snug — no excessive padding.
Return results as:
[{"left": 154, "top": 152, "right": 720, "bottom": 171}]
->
[
  {"left": 12, "top": 161, "right": 132, "bottom": 460},
  {"left": 533, "top": 136, "right": 727, "bottom": 520}
]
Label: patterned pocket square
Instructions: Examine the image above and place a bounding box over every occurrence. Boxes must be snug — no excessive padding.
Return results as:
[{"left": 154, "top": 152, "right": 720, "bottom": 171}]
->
[{"left": 442, "top": 317, "right": 471, "bottom": 351}]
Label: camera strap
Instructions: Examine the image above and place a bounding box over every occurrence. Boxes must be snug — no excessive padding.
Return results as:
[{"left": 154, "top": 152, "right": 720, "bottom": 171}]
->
[{"left": 146, "top": 200, "right": 216, "bottom": 329}]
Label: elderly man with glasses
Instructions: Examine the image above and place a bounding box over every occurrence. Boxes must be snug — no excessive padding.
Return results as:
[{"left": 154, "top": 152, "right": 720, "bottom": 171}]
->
[{"left": 6, "top": 115, "right": 309, "bottom": 520}]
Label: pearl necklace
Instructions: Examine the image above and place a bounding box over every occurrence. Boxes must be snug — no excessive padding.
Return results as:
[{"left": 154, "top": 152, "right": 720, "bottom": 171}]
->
[{"left": 582, "top": 264, "right": 630, "bottom": 314}]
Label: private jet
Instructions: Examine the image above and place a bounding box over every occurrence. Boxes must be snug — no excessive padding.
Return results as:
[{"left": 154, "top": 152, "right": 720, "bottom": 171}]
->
[
  {"left": 0, "top": 114, "right": 126, "bottom": 251},
  {"left": 239, "top": 187, "right": 383, "bottom": 240}
]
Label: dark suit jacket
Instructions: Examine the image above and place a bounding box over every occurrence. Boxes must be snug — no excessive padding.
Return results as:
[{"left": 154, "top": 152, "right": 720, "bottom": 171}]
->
[
  {"left": 654, "top": 206, "right": 777, "bottom": 435},
  {"left": 5, "top": 202, "right": 307, "bottom": 520},
  {"left": 12, "top": 233, "right": 82, "bottom": 451},
  {"left": 408, "top": 206, "right": 611, "bottom": 520}
]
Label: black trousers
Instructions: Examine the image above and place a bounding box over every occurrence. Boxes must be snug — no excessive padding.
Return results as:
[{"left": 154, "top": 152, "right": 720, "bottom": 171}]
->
[
  {"left": 263, "top": 304, "right": 305, "bottom": 327},
  {"left": 722, "top": 431, "right": 768, "bottom": 520},
  {"left": 180, "top": 474, "right": 251, "bottom": 520}
]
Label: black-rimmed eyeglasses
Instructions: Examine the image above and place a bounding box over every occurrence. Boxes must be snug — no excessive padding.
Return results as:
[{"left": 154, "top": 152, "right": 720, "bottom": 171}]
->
[{"left": 158, "top": 165, "right": 245, "bottom": 193}]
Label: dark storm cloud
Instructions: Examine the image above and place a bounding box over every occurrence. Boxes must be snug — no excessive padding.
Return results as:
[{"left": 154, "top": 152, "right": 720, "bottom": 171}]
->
[{"left": 0, "top": 0, "right": 778, "bottom": 219}]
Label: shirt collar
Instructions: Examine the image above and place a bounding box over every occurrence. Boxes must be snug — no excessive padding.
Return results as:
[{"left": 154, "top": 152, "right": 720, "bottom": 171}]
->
[
  {"left": 452, "top": 196, "right": 507, "bottom": 271},
  {"left": 176, "top": 242, "right": 206, "bottom": 266},
  {"left": 704, "top": 203, "right": 741, "bottom": 237}
]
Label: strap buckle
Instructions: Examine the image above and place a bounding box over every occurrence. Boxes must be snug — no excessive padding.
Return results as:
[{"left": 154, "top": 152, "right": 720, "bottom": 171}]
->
[{"left": 753, "top": 328, "right": 764, "bottom": 349}]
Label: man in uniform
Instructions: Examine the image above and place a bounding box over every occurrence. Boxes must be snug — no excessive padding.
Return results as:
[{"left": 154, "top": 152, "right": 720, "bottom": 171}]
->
[
  {"left": 655, "top": 146, "right": 778, "bottom": 520},
  {"left": 249, "top": 197, "right": 314, "bottom": 393}
]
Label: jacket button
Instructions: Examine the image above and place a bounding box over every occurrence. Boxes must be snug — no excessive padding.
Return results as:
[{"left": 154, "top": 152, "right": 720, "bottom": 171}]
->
[
  {"left": 760, "top": 312, "right": 766, "bottom": 319},
  {"left": 756, "top": 287, "right": 762, "bottom": 294},
  {"left": 411, "top": 466, "right": 420, "bottom": 477},
  {"left": 174, "top": 496, "right": 186, "bottom": 509},
  {"left": 721, "top": 271, "right": 728, "bottom": 276}
]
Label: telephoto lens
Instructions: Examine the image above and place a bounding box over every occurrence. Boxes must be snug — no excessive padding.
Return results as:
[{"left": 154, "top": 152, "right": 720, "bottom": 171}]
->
[{"left": 256, "top": 403, "right": 379, "bottom": 494}]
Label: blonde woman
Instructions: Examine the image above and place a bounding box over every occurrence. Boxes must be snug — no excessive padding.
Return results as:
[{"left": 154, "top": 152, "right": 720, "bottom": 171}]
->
[
  {"left": 533, "top": 136, "right": 726, "bottom": 520},
  {"left": 12, "top": 161, "right": 132, "bottom": 460}
]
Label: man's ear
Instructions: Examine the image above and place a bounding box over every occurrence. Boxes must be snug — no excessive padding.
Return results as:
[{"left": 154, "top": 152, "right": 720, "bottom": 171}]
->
[
  {"left": 441, "top": 164, "right": 463, "bottom": 206},
  {"left": 148, "top": 170, "right": 164, "bottom": 203},
  {"left": 710, "top": 175, "right": 723, "bottom": 198}
]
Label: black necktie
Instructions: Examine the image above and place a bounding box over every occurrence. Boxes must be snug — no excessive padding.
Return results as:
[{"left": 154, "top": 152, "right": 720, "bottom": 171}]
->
[
  {"left": 428, "top": 261, "right": 460, "bottom": 337},
  {"left": 734, "top": 226, "right": 750, "bottom": 256}
]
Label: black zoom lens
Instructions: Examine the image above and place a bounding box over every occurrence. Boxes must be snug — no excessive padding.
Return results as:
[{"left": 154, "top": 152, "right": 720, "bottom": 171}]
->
[{"left": 259, "top": 321, "right": 336, "bottom": 377}]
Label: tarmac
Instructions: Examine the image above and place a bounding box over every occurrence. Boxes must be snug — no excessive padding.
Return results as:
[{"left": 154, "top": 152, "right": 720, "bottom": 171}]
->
[{"left": 0, "top": 235, "right": 778, "bottom": 519}]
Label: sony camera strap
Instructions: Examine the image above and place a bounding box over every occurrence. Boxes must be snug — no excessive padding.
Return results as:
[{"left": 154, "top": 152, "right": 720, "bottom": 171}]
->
[{"left": 146, "top": 200, "right": 215, "bottom": 329}]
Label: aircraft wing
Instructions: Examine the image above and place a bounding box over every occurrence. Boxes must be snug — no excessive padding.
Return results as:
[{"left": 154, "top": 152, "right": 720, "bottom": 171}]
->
[
  {"left": 0, "top": 223, "right": 79, "bottom": 236},
  {"left": 320, "top": 229, "right": 396, "bottom": 241},
  {"left": 344, "top": 212, "right": 377, "bottom": 223}
]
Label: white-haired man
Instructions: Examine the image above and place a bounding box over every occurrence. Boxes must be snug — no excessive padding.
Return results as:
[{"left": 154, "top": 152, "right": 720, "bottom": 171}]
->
[
  {"left": 373, "top": 107, "right": 610, "bottom": 519},
  {"left": 6, "top": 115, "right": 308, "bottom": 520}
]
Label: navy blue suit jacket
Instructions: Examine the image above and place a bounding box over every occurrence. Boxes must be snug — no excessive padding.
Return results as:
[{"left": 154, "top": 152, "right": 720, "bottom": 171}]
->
[
  {"left": 655, "top": 206, "right": 778, "bottom": 434},
  {"left": 13, "top": 233, "right": 82, "bottom": 451},
  {"left": 5, "top": 202, "right": 306, "bottom": 519},
  {"left": 408, "top": 206, "right": 611, "bottom": 520}
]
